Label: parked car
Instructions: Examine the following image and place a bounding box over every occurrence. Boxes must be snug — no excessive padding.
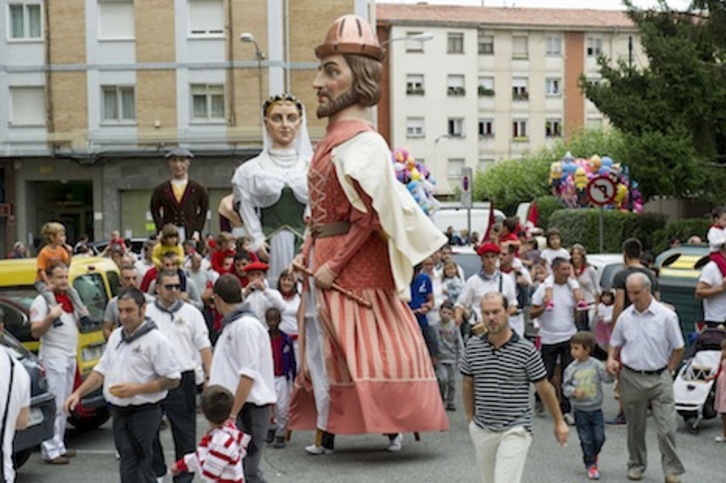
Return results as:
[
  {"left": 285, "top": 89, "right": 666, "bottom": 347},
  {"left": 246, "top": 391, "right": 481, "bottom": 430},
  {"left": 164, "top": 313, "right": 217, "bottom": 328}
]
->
[
  {"left": 1, "top": 329, "right": 55, "bottom": 469},
  {"left": 451, "top": 245, "right": 480, "bottom": 280},
  {"left": 0, "top": 256, "right": 121, "bottom": 430},
  {"left": 432, "top": 207, "right": 506, "bottom": 239},
  {"left": 586, "top": 254, "right": 623, "bottom": 291}
]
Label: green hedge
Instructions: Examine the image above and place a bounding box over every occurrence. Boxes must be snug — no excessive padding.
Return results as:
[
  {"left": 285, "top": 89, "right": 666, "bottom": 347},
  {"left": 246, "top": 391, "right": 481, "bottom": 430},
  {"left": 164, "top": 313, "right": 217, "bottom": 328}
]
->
[
  {"left": 651, "top": 218, "right": 712, "bottom": 254},
  {"left": 533, "top": 195, "right": 566, "bottom": 229},
  {"left": 548, "top": 209, "right": 667, "bottom": 253}
]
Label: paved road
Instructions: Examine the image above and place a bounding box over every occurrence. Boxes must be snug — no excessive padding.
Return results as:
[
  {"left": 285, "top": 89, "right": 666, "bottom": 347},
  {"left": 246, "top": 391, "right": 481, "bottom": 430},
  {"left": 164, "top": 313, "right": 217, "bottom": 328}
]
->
[{"left": 15, "top": 379, "right": 724, "bottom": 482}]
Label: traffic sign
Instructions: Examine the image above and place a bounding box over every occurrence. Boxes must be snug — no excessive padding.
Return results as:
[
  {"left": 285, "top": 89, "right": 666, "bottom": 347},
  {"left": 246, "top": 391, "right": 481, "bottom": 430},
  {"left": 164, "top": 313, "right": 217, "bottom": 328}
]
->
[{"left": 586, "top": 175, "right": 617, "bottom": 206}]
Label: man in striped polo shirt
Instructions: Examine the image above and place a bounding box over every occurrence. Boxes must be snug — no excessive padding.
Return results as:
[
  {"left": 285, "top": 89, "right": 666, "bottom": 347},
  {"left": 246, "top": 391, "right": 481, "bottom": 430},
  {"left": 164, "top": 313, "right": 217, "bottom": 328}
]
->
[{"left": 462, "top": 292, "right": 569, "bottom": 483}]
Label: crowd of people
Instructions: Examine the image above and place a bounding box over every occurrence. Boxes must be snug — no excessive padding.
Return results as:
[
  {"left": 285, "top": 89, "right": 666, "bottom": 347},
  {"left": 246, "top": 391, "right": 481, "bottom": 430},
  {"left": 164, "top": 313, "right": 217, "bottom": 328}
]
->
[{"left": 3, "top": 13, "right": 726, "bottom": 483}]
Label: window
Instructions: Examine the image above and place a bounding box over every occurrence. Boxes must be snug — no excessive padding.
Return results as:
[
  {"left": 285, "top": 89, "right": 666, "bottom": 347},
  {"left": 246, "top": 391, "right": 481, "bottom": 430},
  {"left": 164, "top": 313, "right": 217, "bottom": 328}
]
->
[
  {"left": 545, "top": 36, "right": 562, "bottom": 56},
  {"left": 406, "top": 31, "right": 425, "bottom": 53},
  {"left": 545, "top": 118, "right": 562, "bottom": 138},
  {"left": 98, "top": 0, "right": 134, "bottom": 39},
  {"left": 478, "top": 118, "right": 494, "bottom": 138},
  {"left": 478, "top": 158, "right": 495, "bottom": 172},
  {"left": 406, "top": 117, "right": 425, "bottom": 138},
  {"left": 448, "top": 118, "right": 464, "bottom": 137},
  {"left": 587, "top": 36, "right": 603, "bottom": 57},
  {"left": 478, "top": 32, "right": 494, "bottom": 55},
  {"left": 447, "top": 75, "right": 465, "bottom": 96},
  {"left": 10, "top": 86, "right": 45, "bottom": 125},
  {"left": 406, "top": 74, "right": 424, "bottom": 95},
  {"left": 447, "top": 32, "right": 464, "bottom": 54},
  {"left": 512, "top": 77, "right": 529, "bottom": 101},
  {"left": 478, "top": 76, "right": 494, "bottom": 97},
  {"left": 74, "top": 273, "right": 111, "bottom": 325},
  {"left": 102, "top": 86, "right": 136, "bottom": 122},
  {"left": 447, "top": 158, "right": 465, "bottom": 179},
  {"left": 189, "top": 0, "right": 224, "bottom": 36},
  {"left": 191, "top": 84, "right": 225, "bottom": 122},
  {"left": 512, "top": 119, "right": 528, "bottom": 140},
  {"left": 585, "top": 76, "right": 601, "bottom": 87},
  {"left": 8, "top": 2, "right": 42, "bottom": 40},
  {"left": 545, "top": 77, "right": 561, "bottom": 96},
  {"left": 512, "top": 35, "right": 528, "bottom": 59}
]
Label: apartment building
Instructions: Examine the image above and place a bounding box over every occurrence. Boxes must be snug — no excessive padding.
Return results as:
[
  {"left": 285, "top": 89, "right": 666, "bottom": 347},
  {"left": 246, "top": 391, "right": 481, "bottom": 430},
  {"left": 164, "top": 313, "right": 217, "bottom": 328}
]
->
[
  {"left": 0, "top": 0, "right": 371, "bottom": 252},
  {"left": 377, "top": 3, "right": 641, "bottom": 194}
]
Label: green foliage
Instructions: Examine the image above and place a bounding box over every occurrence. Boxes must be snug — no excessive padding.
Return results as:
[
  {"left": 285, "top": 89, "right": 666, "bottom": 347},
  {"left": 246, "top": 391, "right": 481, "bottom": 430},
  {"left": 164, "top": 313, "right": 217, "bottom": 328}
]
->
[
  {"left": 581, "top": 1, "right": 726, "bottom": 200},
  {"left": 533, "top": 195, "right": 566, "bottom": 229},
  {"left": 548, "top": 209, "right": 667, "bottom": 253},
  {"left": 474, "top": 129, "right": 625, "bottom": 215},
  {"left": 473, "top": 149, "right": 551, "bottom": 215},
  {"left": 651, "top": 217, "right": 712, "bottom": 254}
]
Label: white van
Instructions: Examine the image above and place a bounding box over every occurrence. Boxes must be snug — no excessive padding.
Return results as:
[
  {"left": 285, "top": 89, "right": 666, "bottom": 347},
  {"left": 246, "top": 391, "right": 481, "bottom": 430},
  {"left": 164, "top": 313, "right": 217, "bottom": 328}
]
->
[{"left": 431, "top": 207, "right": 506, "bottom": 236}]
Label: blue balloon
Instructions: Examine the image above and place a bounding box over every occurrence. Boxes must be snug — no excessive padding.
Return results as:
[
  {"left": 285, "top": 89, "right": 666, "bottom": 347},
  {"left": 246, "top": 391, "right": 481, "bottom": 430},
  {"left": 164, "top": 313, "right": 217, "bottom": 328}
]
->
[
  {"left": 601, "top": 157, "right": 613, "bottom": 166},
  {"left": 598, "top": 166, "right": 610, "bottom": 175}
]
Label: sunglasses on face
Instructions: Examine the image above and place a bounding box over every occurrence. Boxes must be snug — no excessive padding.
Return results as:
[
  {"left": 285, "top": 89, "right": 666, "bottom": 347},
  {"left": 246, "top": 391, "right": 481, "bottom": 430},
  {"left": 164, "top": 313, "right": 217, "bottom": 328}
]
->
[{"left": 164, "top": 284, "right": 182, "bottom": 290}]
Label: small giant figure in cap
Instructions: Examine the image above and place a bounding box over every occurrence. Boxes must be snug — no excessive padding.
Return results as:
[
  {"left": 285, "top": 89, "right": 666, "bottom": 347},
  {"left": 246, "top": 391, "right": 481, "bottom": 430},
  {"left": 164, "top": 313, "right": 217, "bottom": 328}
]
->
[
  {"left": 289, "top": 14, "right": 449, "bottom": 454},
  {"left": 150, "top": 147, "right": 209, "bottom": 240}
]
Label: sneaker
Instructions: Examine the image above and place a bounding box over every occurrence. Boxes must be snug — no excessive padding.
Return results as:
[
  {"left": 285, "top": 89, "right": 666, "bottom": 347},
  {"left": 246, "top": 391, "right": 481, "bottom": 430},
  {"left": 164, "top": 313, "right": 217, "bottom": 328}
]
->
[
  {"left": 563, "top": 413, "right": 575, "bottom": 426},
  {"left": 716, "top": 435, "right": 726, "bottom": 443},
  {"left": 46, "top": 456, "right": 70, "bottom": 465},
  {"left": 305, "top": 444, "right": 334, "bottom": 455},
  {"left": 664, "top": 473, "right": 681, "bottom": 483},
  {"left": 545, "top": 300, "right": 554, "bottom": 311},
  {"left": 266, "top": 428, "right": 276, "bottom": 444},
  {"left": 386, "top": 433, "right": 403, "bottom": 453},
  {"left": 587, "top": 466, "right": 600, "bottom": 480},
  {"left": 61, "top": 450, "right": 77, "bottom": 458},
  {"left": 576, "top": 301, "right": 592, "bottom": 312},
  {"left": 606, "top": 412, "right": 627, "bottom": 426},
  {"left": 626, "top": 468, "right": 643, "bottom": 480},
  {"left": 273, "top": 436, "right": 286, "bottom": 449}
]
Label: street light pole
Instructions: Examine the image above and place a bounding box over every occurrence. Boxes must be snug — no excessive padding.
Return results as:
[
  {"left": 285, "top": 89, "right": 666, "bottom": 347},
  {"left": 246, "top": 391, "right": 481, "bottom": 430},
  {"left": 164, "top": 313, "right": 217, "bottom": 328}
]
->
[{"left": 240, "top": 33, "right": 265, "bottom": 124}]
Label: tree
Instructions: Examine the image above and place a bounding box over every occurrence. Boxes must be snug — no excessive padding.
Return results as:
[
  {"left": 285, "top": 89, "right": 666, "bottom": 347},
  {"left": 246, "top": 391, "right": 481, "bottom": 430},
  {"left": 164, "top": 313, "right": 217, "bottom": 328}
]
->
[{"left": 581, "top": 0, "right": 726, "bottom": 200}]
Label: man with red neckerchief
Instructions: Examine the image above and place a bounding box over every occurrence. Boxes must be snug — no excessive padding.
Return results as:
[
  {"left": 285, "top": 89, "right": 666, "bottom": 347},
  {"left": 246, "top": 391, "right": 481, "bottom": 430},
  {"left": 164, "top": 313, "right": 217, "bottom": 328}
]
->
[{"left": 29, "top": 264, "right": 79, "bottom": 465}]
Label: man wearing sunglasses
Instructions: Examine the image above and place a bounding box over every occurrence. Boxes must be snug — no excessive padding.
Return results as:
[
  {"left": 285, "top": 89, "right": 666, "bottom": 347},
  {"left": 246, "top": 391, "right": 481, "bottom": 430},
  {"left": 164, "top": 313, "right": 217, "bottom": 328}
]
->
[{"left": 145, "top": 270, "right": 212, "bottom": 483}]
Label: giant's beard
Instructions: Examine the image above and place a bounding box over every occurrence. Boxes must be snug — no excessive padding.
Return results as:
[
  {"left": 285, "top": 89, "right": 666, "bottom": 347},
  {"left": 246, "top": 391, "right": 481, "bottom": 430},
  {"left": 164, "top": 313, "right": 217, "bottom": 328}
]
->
[{"left": 316, "top": 88, "right": 359, "bottom": 119}]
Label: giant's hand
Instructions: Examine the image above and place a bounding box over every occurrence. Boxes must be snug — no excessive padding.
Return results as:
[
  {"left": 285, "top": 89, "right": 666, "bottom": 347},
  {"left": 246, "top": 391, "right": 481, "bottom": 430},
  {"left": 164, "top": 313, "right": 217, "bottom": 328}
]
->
[{"left": 314, "top": 264, "right": 337, "bottom": 289}]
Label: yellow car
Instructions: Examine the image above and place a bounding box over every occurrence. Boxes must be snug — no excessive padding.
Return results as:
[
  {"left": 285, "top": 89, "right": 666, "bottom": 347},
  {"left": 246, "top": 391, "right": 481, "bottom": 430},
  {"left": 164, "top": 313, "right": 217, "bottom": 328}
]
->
[{"left": 0, "top": 256, "right": 120, "bottom": 430}]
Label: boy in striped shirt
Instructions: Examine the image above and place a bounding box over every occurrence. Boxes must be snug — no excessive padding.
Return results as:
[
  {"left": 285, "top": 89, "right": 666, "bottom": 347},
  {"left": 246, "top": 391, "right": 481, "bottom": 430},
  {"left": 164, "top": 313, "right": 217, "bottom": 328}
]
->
[{"left": 171, "top": 385, "right": 251, "bottom": 483}]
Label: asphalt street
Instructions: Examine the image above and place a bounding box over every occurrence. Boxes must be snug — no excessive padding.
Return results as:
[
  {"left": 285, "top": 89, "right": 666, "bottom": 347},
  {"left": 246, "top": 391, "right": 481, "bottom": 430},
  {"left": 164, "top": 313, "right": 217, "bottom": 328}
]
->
[{"left": 15, "top": 378, "right": 725, "bottom": 482}]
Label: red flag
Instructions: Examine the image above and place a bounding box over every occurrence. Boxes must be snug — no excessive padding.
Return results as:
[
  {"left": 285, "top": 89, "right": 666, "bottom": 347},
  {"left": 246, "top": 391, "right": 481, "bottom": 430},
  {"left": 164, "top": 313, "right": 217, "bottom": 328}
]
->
[
  {"left": 526, "top": 199, "right": 539, "bottom": 229},
  {"left": 483, "top": 199, "right": 496, "bottom": 242}
]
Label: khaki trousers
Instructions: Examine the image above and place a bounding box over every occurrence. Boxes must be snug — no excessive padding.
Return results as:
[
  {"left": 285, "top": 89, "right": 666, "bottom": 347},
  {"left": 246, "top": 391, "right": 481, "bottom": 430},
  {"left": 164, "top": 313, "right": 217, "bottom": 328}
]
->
[{"left": 469, "top": 422, "right": 532, "bottom": 483}]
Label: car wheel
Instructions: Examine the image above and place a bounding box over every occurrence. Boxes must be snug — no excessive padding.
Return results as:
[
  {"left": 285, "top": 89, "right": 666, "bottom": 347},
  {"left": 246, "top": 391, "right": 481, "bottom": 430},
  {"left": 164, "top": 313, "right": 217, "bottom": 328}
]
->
[
  {"left": 68, "top": 407, "right": 110, "bottom": 431},
  {"left": 12, "top": 448, "right": 33, "bottom": 468}
]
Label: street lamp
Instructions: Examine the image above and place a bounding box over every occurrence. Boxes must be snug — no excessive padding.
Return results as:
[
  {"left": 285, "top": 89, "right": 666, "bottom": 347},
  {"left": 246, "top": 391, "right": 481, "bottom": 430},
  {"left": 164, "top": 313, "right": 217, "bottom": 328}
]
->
[{"left": 240, "top": 32, "right": 265, "bottom": 123}]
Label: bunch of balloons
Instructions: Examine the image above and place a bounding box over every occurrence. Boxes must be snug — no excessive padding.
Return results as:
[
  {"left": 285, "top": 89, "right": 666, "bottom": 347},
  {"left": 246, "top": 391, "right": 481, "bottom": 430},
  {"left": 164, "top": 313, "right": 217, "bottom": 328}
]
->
[
  {"left": 391, "top": 147, "right": 440, "bottom": 216},
  {"left": 548, "top": 152, "right": 643, "bottom": 212}
]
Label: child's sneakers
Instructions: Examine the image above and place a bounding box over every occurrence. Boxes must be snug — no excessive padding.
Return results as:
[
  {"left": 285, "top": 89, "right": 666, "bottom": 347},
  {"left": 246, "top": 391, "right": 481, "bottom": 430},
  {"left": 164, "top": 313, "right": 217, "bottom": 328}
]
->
[
  {"left": 715, "top": 435, "right": 726, "bottom": 443},
  {"left": 545, "top": 300, "right": 554, "bottom": 311},
  {"left": 587, "top": 465, "right": 600, "bottom": 480}
]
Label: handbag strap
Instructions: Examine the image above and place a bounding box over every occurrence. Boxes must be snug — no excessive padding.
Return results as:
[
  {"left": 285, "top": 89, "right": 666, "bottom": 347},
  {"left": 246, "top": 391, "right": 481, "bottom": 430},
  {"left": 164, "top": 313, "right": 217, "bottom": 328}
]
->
[{"left": 1, "top": 353, "right": 16, "bottom": 482}]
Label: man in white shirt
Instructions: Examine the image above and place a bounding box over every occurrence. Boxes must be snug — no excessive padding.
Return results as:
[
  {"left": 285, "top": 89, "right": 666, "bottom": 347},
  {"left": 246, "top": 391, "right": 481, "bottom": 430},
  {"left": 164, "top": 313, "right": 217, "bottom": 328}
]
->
[
  {"left": 695, "top": 241, "right": 726, "bottom": 326},
  {"left": 607, "top": 272, "right": 685, "bottom": 483},
  {"left": 211, "top": 274, "right": 276, "bottom": 483},
  {"left": 530, "top": 257, "right": 578, "bottom": 424},
  {"left": 454, "top": 242, "right": 518, "bottom": 328},
  {"left": 145, "top": 270, "right": 212, "bottom": 483},
  {"left": 1, "top": 310, "right": 31, "bottom": 483},
  {"left": 65, "top": 287, "right": 181, "bottom": 483},
  {"left": 29, "top": 264, "right": 79, "bottom": 465}
]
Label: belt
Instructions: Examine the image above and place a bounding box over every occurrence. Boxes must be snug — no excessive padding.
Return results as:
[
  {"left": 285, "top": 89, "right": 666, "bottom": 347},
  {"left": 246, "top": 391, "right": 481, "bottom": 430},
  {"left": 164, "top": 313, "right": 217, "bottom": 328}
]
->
[
  {"left": 623, "top": 365, "right": 667, "bottom": 376},
  {"left": 110, "top": 402, "right": 160, "bottom": 414},
  {"left": 311, "top": 221, "right": 351, "bottom": 239}
]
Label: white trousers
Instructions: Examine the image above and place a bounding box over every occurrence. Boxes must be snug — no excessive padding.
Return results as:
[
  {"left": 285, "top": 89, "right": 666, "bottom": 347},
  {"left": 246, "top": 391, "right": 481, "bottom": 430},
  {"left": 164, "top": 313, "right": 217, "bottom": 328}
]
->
[
  {"left": 41, "top": 354, "right": 76, "bottom": 460},
  {"left": 273, "top": 376, "right": 291, "bottom": 437},
  {"left": 469, "top": 422, "right": 532, "bottom": 483}
]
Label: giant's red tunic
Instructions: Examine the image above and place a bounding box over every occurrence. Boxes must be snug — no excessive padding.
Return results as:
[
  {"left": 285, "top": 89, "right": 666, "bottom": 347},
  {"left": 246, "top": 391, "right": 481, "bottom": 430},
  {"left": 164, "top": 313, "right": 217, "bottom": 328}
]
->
[{"left": 289, "top": 120, "right": 448, "bottom": 434}]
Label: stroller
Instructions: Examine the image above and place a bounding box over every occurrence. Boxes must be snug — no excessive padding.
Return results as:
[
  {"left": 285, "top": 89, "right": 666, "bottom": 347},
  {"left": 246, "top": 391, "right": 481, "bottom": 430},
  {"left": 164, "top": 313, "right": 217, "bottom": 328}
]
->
[{"left": 673, "top": 348, "right": 721, "bottom": 431}]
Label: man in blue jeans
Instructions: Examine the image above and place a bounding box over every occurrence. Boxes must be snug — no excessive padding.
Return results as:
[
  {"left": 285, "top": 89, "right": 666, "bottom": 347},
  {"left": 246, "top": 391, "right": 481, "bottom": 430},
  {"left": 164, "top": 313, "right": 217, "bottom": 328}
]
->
[{"left": 562, "top": 331, "right": 614, "bottom": 480}]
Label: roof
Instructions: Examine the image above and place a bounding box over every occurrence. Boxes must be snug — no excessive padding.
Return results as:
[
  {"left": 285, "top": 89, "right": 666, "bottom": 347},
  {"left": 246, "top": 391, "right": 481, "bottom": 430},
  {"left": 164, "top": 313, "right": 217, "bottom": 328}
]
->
[{"left": 377, "top": 3, "right": 636, "bottom": 31}]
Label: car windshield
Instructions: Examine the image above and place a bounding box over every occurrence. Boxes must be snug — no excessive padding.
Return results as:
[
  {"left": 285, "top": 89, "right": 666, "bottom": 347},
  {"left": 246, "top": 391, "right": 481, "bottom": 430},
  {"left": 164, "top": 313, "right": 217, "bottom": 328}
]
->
[
  {"left": 0, "top": 331, "right": 30, "bottom": 361},
  {"left": 73, "top": 273, "right": 110, "bottom": 325}
]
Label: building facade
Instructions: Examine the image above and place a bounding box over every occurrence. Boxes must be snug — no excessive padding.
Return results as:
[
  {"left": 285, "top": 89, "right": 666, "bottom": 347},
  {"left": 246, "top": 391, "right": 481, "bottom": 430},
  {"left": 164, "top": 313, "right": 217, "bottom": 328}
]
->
[
  {"left": 0, "top": 0, "right": 372, "bottom": 252},
  {"left": 377, "top": 4, "right": 642, "bottom": 194}
]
